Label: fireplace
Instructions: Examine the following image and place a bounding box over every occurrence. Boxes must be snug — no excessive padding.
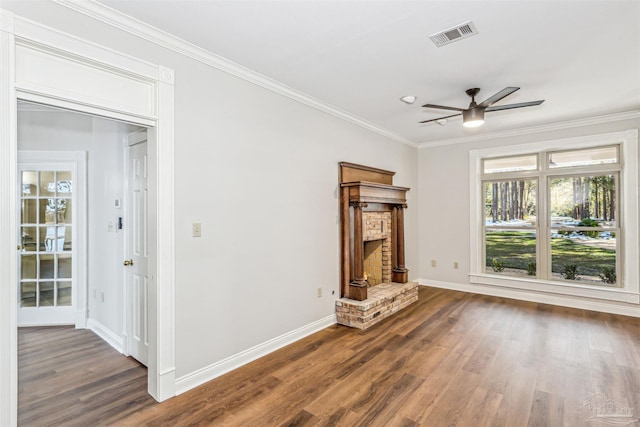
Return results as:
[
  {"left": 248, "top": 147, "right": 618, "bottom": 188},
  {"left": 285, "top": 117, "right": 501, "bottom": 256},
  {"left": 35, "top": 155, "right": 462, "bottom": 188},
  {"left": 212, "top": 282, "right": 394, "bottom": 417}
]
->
[
  {"left": 336, "top": 162, "right": 418, "bottom": 329},
  {"left": 338, "top": 162, "right": 410, "bottom": 301}
]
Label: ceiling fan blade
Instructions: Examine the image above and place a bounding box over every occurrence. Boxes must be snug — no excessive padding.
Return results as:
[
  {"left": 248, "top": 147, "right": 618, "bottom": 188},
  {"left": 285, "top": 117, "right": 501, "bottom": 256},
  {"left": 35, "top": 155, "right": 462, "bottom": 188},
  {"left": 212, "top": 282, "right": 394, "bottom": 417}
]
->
[
  {"left": 478, "top": 87, "right": 520, "bottom": 108},
  {"left": 419, "top": 113, "right": 461, "bottom": 124},
  {"left": 421, "top": 103, "right": 465, "bottom": 112},
  {"left": 485, "top": 100, "right": 545, "bottom": 112}
]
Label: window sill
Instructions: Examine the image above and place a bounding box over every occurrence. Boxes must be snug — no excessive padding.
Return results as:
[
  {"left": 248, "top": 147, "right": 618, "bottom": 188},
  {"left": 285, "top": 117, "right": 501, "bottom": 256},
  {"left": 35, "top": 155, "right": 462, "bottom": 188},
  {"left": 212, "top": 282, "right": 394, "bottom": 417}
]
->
[{"left": 470, "top": 273, "right": 640, "bottom": 304}]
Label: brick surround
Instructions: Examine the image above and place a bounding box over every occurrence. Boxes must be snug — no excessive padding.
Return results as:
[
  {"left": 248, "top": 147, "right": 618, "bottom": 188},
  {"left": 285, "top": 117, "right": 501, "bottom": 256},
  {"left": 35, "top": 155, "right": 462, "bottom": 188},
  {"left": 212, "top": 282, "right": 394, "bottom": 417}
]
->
[
  {"left": 336, "top": 282, "right": 419, "bottom": 330},
  {"left": 363, "top": 212, "right": 392, "bottom": 285}
]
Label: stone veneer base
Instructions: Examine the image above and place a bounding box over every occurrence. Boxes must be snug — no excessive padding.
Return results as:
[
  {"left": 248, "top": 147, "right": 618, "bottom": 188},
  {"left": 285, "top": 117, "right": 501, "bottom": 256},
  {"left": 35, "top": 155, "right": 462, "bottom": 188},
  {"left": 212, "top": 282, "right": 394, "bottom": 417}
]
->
[{"left": 335, "top": 282, "right": 419, "bottom": 330}]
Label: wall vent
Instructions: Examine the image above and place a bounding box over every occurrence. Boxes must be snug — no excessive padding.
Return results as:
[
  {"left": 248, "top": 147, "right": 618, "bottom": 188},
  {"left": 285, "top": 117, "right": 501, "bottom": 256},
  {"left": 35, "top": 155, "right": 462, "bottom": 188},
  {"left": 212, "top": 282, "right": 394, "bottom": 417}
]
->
[{"left": 429, "top": 21, "right": 479, "bottom": 47}]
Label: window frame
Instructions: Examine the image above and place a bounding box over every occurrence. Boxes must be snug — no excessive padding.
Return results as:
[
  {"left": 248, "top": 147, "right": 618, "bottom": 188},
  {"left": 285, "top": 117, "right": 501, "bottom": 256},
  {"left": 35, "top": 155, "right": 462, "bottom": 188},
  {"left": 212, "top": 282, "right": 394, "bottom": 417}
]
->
[{"left": 470, "top": 130, "right": 639, "bottom": 304}]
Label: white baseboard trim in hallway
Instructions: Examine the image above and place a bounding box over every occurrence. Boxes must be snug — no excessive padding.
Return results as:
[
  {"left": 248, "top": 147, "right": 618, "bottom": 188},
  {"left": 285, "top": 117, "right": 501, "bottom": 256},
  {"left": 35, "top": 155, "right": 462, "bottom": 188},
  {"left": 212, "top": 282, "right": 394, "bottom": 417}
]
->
[{"left": 87, "top": 318, "right": 124, "bottom": 354}]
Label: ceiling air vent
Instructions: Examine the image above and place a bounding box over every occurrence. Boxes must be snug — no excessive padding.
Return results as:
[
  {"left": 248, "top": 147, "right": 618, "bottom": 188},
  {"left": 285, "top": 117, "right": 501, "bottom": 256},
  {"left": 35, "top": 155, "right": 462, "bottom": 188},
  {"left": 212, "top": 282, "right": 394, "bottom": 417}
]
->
[{"left": 429, "top": 21, "right": 479, "bottom": 47}]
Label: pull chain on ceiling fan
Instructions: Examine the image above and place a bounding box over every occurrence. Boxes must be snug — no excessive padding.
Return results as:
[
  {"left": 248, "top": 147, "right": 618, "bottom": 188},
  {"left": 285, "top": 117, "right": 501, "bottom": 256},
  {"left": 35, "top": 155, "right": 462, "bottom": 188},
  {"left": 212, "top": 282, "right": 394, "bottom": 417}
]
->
[{"left": 420, "top": 87, "right": 544, "bottom": 127}]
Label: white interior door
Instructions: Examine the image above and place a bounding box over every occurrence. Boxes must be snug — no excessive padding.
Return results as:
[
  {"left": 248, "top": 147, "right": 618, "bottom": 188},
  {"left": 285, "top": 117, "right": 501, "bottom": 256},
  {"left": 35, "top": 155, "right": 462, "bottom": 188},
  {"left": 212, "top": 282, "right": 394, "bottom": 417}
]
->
[
  {"left": 17, "top": 162, "right": 78, "bottom": 326},
  {"left": 125, "top": 132, "right": 149, "bottom": 366}
]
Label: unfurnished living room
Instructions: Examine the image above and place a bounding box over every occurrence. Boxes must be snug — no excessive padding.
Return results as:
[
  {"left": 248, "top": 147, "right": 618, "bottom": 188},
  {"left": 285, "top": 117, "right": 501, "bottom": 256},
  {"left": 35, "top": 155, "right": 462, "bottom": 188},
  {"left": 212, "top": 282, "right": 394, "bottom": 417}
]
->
[{"left": 1, "top": 1, "right": 639, "bottom": 426}]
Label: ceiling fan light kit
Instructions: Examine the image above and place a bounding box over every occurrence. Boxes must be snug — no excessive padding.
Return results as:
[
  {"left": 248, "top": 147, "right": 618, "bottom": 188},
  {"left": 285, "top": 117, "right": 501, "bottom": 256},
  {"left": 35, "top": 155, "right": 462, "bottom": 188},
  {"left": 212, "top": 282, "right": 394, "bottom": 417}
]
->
[
  {"left": 462, "top": 108, "right": 485, "bottom": 127},
  {"left": 419, "top": 87, "right": 544, "bottom": 128}
]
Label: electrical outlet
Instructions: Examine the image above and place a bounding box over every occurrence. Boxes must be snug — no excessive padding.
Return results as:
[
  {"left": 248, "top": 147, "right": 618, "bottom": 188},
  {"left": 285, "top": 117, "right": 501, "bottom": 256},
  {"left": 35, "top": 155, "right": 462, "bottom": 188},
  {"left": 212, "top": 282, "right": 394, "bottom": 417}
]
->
[
  {"left": 431, "top": 260, "right": 437, "bottom": 267},
  {"left": 192, "top": 222, "right": 202, "bottom": 237},
  {"left": 317, "top": 288, "right": 322, "bottom": 298},
  {"left": 454, "top": 262, "right": 459, "bottom": 269}
]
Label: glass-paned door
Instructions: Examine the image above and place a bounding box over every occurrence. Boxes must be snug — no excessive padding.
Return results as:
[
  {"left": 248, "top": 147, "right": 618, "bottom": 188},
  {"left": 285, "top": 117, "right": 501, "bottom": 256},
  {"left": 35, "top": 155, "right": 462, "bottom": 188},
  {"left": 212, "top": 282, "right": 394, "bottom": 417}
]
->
[{"left": 18, "top": 166, "right": 75, "bottom": 325}]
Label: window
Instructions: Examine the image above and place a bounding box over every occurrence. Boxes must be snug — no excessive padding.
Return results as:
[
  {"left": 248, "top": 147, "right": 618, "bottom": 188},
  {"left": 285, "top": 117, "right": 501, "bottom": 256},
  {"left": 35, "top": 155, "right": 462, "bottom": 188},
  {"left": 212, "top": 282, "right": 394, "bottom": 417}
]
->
[
  {"left": 470, "top": 130, "right": 639, "bottom": 303},
  {"left": 484, "top": 178, "right": 537, "bottom": 278},
  {"left": 482, "top": 149, "right": 619, "bottom": 285}
]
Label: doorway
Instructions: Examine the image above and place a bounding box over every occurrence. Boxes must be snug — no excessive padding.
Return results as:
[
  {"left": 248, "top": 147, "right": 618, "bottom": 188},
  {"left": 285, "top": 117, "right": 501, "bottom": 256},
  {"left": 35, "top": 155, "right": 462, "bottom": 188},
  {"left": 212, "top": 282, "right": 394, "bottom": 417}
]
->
[
  {"left": 17, "top": 102, "right": 147, "bottom": 334},
  {"left": 16, "top": 104, "right": 153, "bottom": 421},
  {"left": 2, "top": 15, "right": 176, "bottom": 423},
  {"left": 17, "top": 154, "right": 82, "bottom": 327}
]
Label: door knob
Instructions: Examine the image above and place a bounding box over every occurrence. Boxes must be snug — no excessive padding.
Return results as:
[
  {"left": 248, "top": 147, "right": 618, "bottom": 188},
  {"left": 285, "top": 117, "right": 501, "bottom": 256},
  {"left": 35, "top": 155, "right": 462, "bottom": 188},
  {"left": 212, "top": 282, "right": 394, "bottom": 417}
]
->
[{"left": 123, "top": 259, "right": 134, "bottom": 266}]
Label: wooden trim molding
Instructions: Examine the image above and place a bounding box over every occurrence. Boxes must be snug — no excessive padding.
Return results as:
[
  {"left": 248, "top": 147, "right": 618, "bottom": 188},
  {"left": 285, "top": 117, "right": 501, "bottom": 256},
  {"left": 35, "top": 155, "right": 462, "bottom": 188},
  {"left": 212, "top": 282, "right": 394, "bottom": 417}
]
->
[
  {"left": 339, "top": 162, "right": 395, "bottom": 185},
  {"left": 342, "top": 182, "right": 409, "bottom": 205}
]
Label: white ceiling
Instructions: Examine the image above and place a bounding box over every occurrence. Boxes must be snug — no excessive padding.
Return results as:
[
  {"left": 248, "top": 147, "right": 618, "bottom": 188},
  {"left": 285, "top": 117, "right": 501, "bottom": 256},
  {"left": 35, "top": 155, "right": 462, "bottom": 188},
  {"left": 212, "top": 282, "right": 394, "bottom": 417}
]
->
[{"left": 97, "top": 0, "right": 640, "bottom": 145}]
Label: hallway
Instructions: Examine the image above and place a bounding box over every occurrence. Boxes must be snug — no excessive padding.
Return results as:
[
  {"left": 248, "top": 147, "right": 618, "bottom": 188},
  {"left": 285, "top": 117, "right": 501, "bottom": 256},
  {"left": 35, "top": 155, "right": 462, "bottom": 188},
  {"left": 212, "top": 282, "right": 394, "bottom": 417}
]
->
[{"left": 18, "top": 326, "right": 154, "bottom": 426}]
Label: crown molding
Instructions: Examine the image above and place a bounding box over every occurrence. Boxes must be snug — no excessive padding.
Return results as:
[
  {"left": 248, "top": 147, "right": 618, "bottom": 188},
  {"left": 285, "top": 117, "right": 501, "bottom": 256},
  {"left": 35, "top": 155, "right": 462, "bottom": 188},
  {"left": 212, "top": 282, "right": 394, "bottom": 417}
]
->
[
  {"left": 50, "top": 0, "right": 417, "bottom": 148},
  {"left": 418, "top": 111, "right": 640, "bottom": 149},
  {"left": 0, "top": 9, "right": 14, "bottom": 33}
]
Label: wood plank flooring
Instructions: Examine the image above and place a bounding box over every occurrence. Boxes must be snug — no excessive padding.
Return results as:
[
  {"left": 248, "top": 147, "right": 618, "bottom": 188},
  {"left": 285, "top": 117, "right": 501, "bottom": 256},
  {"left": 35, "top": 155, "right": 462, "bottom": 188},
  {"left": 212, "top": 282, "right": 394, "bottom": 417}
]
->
[
  {"left": 19, "top": 287, "right": 640, "bottom": 426},
  {"left": 18, "top": 326, "right": 156, "bottom": 426}
]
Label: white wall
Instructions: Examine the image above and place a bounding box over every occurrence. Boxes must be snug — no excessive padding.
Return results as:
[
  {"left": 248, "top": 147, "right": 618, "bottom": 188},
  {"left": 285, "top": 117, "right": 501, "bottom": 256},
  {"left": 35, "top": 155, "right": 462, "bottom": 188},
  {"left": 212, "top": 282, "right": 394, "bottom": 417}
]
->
[
  {"left": 171, "top": 54, "right": 419, "bottom": 378},
  {"left": 4, "top": 2, "right": 419, "bottom": 380},
  {"left": 18, "top": 107, "right": 140, "bottom": 338},
  {"left": 418, "top": 116, "right": 640, "bottom": 312}
]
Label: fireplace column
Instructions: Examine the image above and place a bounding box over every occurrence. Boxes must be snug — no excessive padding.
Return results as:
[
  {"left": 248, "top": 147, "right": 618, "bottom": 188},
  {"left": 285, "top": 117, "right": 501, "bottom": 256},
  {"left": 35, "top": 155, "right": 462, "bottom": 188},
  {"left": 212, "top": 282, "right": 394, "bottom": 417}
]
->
[
  {"left": 392, "top": 204, "right": 409, "bottom": 283},
  {"left": 350, "top": 201, "right": 368, "bottom": 301}
]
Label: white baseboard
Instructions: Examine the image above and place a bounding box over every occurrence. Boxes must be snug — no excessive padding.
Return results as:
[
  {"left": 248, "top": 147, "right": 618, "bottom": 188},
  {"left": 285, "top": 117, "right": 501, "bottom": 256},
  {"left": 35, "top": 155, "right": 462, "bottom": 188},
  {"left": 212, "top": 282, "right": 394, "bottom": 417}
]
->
[
  {"left": 86, "top": 318, "right": 124, "bottom": 353},
  {"left": 418, "top": 278, "right": 640, "bottom": 318},
  {"left": 175, "top": 313, "right": 337, "bottom": 395},
  {"left": 156, "top": 367, "right": 176, "bottom": 402},
  {"left": 74, "top": 309, "right": 87, "bottom": 329}
]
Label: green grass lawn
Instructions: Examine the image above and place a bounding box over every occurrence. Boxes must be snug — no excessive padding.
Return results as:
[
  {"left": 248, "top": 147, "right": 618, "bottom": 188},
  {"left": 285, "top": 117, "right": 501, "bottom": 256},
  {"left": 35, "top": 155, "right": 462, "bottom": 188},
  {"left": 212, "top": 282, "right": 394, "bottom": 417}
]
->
[{"left": 486, "top": 231, "right": 615, "bottom": 278}]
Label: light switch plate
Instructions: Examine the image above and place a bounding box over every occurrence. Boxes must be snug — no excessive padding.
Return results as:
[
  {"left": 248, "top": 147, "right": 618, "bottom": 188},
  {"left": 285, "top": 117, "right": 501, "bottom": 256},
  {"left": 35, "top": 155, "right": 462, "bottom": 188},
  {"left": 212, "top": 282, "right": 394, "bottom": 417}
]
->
[{"left": 192, "top": 222, "right": 202, "bottom": 237}]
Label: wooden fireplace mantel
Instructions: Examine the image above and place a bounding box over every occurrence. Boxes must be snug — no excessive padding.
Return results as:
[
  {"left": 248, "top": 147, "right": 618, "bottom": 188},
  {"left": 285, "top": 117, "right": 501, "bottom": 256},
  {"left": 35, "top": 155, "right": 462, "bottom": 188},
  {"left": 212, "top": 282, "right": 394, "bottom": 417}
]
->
[
  {"left": 341, "top": 181, "right": 409, "bottom": 205},
  {"left": 339, "top": 163, "right": 410, "bottom": 301}
]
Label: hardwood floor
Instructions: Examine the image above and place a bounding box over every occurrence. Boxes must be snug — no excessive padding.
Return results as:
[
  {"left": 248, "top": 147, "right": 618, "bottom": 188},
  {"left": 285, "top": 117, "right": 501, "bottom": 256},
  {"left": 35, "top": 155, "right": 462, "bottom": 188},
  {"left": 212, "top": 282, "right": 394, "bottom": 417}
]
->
[
  {"left": 19, "top": 287, "right": 640, "bottom": 426},
  {"left": 18, "top": 326, "right": 155, "bottom": 426}
]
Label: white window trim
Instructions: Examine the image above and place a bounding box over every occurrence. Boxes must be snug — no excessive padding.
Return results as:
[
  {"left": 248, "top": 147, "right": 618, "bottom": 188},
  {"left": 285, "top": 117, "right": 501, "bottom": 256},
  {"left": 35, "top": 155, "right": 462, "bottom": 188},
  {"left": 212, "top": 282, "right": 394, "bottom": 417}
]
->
[{"left": 469, "top": 130, "right": 639, "bottom": 305}]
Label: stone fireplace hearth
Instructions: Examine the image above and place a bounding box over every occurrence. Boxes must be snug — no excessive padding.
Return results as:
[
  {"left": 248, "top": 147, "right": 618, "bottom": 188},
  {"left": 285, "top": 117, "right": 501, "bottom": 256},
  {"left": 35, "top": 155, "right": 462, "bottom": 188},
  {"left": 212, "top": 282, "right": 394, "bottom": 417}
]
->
[
  {"left": 336, "top": 162, "right": 418, "bottom": 329},
  {"left": 336, "top": 282, "right": 418, "bottom": 329}
]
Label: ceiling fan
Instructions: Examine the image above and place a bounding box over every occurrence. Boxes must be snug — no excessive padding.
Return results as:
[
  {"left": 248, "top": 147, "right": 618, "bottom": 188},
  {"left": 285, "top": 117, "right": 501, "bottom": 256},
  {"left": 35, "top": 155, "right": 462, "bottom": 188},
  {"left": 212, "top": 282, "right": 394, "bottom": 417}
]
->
[{"left": 420, "top": 87, "right": 544, "bottom": 128}]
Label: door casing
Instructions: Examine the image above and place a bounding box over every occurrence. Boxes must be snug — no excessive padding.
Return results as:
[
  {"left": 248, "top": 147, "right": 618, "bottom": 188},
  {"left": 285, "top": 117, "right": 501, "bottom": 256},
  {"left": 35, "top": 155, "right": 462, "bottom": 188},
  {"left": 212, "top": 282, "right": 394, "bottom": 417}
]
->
[{"left": 1, "top": 10, "right": 176, "bottom": 425}]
